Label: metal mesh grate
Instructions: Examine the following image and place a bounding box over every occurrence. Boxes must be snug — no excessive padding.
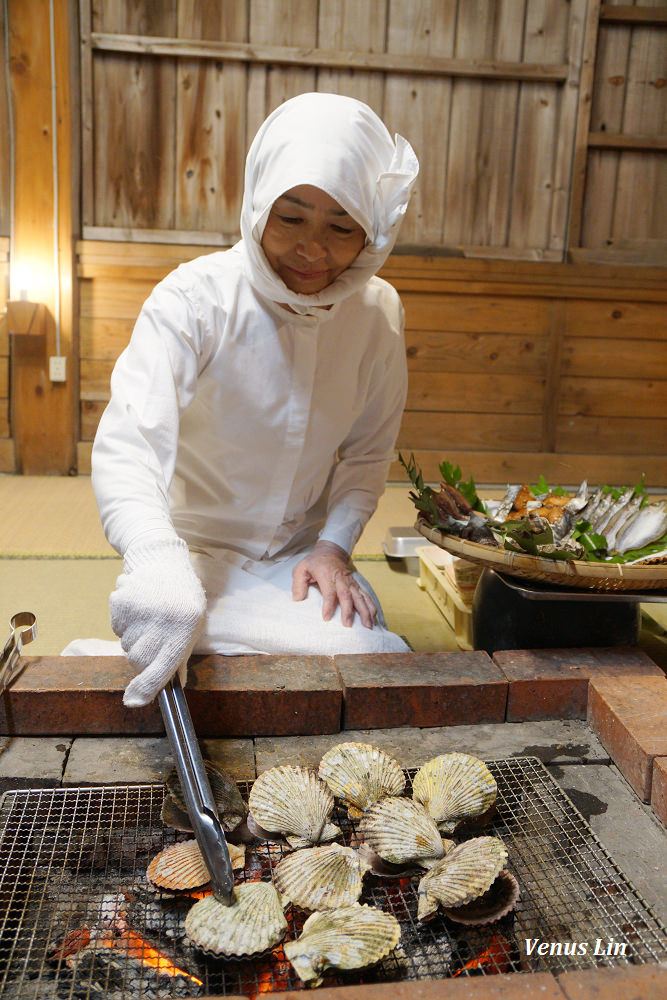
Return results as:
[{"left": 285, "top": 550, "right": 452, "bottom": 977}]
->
[{"left": 0, "top": 757, "right": 665, "bottom": 999}]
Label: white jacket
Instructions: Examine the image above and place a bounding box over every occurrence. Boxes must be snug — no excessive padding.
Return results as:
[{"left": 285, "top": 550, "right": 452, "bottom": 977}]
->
[
  {"left": 91, "top": 243, "right": 408, "bottom": 560},
  {"left": 93, "top": 92, "right": 418, "bottom": 563}
]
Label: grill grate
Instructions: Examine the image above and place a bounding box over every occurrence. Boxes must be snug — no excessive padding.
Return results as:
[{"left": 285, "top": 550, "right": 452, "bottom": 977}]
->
[{"left": 0, "top": 757, "right": 665, "bottom": 998}]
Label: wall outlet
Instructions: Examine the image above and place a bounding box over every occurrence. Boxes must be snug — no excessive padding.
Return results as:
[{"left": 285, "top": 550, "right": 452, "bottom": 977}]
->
[{"left": 49, "top": 356, "right": 67, "bottom": 382}]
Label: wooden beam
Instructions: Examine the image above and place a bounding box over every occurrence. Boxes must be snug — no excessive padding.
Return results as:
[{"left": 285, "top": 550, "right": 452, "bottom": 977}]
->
[
  {"left": 7, "top": 0, "right": 78, "bottom": 473},
  {"left": 600, "top": 5, "right": 667, "bottom": 26},
  {"left": 89, "top": 32, "right": 570, "bottom": 83},
  {"left": 588, "top": 132, "right": 667, "bottom": 151},
  {"left": 567, "top": 0, "right": 602, "bottom": 252}
]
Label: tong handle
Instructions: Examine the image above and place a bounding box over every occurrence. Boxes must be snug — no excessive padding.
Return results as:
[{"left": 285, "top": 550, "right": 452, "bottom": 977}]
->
[
  {"left": 0, "top": 613, "right": 37, "bottom": 695},
  {"left": 158, "top": 675, "right": 235, "bottom": 905}
]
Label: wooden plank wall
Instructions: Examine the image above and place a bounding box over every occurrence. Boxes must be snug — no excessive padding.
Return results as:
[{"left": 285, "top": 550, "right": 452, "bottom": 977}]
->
[
  {"left": 0, "top": 238, "right": 10, "bottom": 443},
  {"left": 77, "top": 242, "right": 667, "bottom": 487},
  {"left": 81, "top": 0, "right": 583, "bottom": 258},
  {"left": 579, "top": 3, "right": 667, "bottom": 255},
  {"left": 78, "top": 0, "right": 666, "bottom": 261}
]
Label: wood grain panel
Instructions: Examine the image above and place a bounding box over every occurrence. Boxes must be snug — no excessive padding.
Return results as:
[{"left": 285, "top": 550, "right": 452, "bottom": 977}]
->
[
  {"left": 562, "top": 337, "right": 667, "bottom": 380},
  {"left": 79, "top": 279, "right": 153, "bottom": 319},
  {"left": 556, "top": 415, "right": 667, "bottom": 455},
  {"left": 0, "top": 3, "right": 9, "bottom": 234},
  {"left": 316, "top": 0, "right": 386, "bottom": 110},
  {"left": 175, "top": 0, "right": 246, "bottom": 233},
  {"left": 80, "top": 317, "right": 135, "bottom": 360},
  {"left": 80, "top": 399, "right": 106, "bottom": 440},
  {"left": 559, "top": 376, "right": 667, "bottom": 418},
  {"left": 398, "top": 410, "right": 542, "bottom": 452},
  {"left": 80, "top": 359, "right": 113, "bottom": 400},
  {"left": 563, "top": 298, "right": 667, "bottom": 338},
  {"left": 383, "top": 0, "right": 456, "bottom": 244},
  {"left": 407, "top": 371, "right": 545, "bottom": 414},
  {"left": 405, "top": 330, "right": 548, "bottom": 375},
  {"left": 402, "top": 292, "right": 550, "bottom": 334}
]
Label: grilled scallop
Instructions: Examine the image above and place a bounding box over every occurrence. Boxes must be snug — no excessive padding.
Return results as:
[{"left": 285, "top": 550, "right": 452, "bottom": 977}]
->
[
  {"left": 417, "top": 836, "right": 508, "bottom": 920},
  {"left": 164, "top": 759, "right": 248, "bottom": 835},
  {"left": 412, "top": 753, "right": 497, "bottom": 833},
  {"left": 318, "top": 742, "right": 405, "bottom": 818},
  {"left": 184, "top": 881, "right": 287, "bottom": 958},
  {"left": 248, "top": 765, "right": 340, "bottom": 849},
  {"left": 273, "top": 843, "right": 370, "bottom": 911},
  {"left": 146, "top": 838, "right": 245, "bottom": 891},
  {"left": 358, "top": 796, "right": 448, "bottom": 869},
  {"left": 284, "top": 903, "right": 401, "bottom": 987}
]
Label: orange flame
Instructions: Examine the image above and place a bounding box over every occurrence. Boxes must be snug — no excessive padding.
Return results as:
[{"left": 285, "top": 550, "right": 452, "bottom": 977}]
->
[
  {"left": 452, "top": 932, "right": 513, "bottom": 977},
  {"left": 97, "top": 930, "right": 203, "bottom": 986}
]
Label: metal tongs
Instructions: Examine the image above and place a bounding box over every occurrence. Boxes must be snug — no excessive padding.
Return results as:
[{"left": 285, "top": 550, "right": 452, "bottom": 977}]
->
[
  {"left": 0, "top": 612, "right": 37, "bottom": 695},
  {"left": 158, "top": 674, "right": 235, "bottom": 905}
]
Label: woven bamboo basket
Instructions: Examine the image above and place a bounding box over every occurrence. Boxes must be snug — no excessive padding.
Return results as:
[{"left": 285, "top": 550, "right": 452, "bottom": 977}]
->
[{"left": 415, "top": 521, "right": 667, "bottom": 593}]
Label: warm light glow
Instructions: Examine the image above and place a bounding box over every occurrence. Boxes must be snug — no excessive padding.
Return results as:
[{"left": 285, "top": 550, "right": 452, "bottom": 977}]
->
[
  {"left": 452, "top": 932, "right": 512, "bottom": 977},
  {"left": 98, "top": 930, "right": 204, "bottom": 986},
  {"left": 10, "top": 255, "right": 52, "bottom": 304}
]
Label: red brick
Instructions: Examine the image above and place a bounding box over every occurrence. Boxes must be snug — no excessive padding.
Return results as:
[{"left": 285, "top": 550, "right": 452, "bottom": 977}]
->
[
  {"left": 651, "top": 756, "right": 667, "bottom": 827},
  {"left": 557, "top": 964, "right": 667, "bottom": 999},
  {"left": 334, "top": 652, "right": 507, "bottom": 730},
  {"left": 267, "top": 972, "right": 562, "bottom": 1000},
  {"left": 0, "top": 654, "right": 342, "bottom": 738},
  {"left": 0, "top": 656, "right": 163, "bottom": 735},
  {"left": 186, "top": 654, "right": 342, "bottom": 736},
  {"left": 494, "top": 648, "right": 663, "bottom": 722},
  {"left": 587, "top": 674, "right": 667, "bottom": 801}
]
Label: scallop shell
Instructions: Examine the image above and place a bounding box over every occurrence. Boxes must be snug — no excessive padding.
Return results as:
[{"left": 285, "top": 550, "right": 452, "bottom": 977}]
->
[
  {"left": 417, "top": 836, "right": 508, "bottom": 921},
  {"left": 184, "top": 881, "right": 287, "bottom": 958},
  {"left": 146, "top": 838, "right": 245, "bottom": 891},
  {"left": 273, "top": 843, "right": 370, "bottom": 911},
  {"left": 442, "top": 869, "right": 520, "bottom": 926},
  {"left": 412, "top": 753, "right": 497, "bottom": 833},
  {"left": 165, "top": 760, "right": 247, "bottom": 833},
  {"left": 358, "top": 796, "right": 447, "bottom": 868},
  {"left": 318, "top": 742, "right": 405, "bottom": 818},
  {"left": 284, "top": 902, "right": 401, "bottom": 987},
  {"left": 248, "top": 766, "right": 340, "bottom": 849}
]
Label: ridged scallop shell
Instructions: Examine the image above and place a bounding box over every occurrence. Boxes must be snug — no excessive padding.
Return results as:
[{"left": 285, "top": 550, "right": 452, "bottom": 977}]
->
[
  {"left": 165, "top": 760, "right": 247, "bottom": 832},
  {"left": 273, "top": 843, "right": 370, "bottom": 911},
  {"left": 417, "top": 836, "right": 508, "bottom": 920},
  {"left": 146, "top": 838, "right": 245, "bottom": 891},
  {"left": 318, "top": 742, "right": 405, "bottom": 818},
  {"left": 248, "top": 766, "right": 340, "bottom": 848},
  {"left": 184, "top": 881, "right": 287, "bottom": 958},
  {"left": 358, "top": 796, "right": 446, "bottom": 867},
  {"left": 442, "top": 869, "right": 520, "bottom": 926},
  {"left": 412, "top": 753, "right": 497, "bottom": 833},
  {"left": 284, "top": 903, "right": 401, "bottom": 987}
]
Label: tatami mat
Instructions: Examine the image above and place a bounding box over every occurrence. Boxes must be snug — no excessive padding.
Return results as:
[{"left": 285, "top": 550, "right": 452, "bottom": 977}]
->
[{"left": 0, "top": 475, "right": 664, "bottom": 662}]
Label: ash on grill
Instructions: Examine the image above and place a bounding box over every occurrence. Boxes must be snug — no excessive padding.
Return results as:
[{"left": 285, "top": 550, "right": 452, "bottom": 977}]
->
[{"left": 0, "top": 758, "right": 665, "bottom": 999}]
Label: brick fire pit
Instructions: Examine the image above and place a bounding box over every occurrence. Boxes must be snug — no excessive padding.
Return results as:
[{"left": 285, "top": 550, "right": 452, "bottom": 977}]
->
[{"left": 0, "top": 646, "right": 665, "bottom": 999}]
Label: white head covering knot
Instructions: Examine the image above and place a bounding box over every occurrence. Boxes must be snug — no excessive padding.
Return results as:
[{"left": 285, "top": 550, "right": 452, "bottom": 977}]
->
[{"left": 239, "top": 92, "right": 419, "bottom": 314}]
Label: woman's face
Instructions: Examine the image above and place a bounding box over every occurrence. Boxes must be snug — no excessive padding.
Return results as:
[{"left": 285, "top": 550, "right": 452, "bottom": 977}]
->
[{"left": 261, "top": 185, "right": 367, "bottom": 294}]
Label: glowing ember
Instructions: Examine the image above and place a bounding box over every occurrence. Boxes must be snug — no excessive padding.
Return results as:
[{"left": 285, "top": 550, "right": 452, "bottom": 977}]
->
[
  {"left": 452, "top": 932, "right": 513, "bottom": 977},
  {"left": 97, "top": 930, "right": 203, "bottom": 986}
]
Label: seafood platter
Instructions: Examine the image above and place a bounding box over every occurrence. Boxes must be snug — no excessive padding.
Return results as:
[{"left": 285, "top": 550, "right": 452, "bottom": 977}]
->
[
  {"left": 3, "top": 750, "right": 667, "bottom": 997},
  {"left": 400, "top": 454, "right": 667, "bottom": 592}
]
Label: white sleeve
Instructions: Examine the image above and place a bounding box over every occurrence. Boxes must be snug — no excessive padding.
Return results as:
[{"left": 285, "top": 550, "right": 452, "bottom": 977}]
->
[
  {"left": 318, "top": 308, "right": 408, "bottom": 555},
  {"left": 91, "top": 274, "right": 209, "bottom": 555}
]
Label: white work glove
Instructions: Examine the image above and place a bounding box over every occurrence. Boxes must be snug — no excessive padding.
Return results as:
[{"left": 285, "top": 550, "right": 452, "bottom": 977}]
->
[{"left": 110, "top": 535, "right": 206, "bottom": 708}]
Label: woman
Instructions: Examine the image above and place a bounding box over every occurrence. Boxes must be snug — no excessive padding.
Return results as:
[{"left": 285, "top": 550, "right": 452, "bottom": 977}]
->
[{"left": 72, "top": 92, "right": 419, "bottom": 707}]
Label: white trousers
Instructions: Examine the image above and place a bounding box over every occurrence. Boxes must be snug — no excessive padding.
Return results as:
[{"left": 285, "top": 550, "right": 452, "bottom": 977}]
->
[{"left": 62, "top": 547, "right": 408, "bottom": 657}]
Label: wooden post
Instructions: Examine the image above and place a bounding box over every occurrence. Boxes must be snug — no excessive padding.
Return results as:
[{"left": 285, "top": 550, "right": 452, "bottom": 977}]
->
[{"left": 7, "top": 0, "right": 78, "bottom": 474}]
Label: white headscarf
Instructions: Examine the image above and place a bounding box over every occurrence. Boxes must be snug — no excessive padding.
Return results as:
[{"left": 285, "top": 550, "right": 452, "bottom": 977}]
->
[{"left": 239, "top": 92, "right": 419, "bottom": 314}]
